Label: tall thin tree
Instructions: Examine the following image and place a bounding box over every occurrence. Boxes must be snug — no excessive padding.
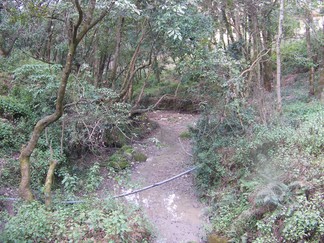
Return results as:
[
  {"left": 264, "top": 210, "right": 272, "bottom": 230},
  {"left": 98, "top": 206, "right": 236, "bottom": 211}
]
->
[{"left": 276, "top": 0, "right": 284, "bottom": 113}]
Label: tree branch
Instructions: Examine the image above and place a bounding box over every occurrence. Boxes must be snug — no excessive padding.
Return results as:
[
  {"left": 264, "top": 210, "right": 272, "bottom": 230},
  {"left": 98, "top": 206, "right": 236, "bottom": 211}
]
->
[
  {"left": 73, "top": 0, "right": 83, "bottom": 42},
  {"left": 113, "top": 167, "right": 197, "bottom": 199},
  {"left": 76, "top": 0, "right": 116, "bottom": 45},
  {"left": 239, "top": 49, "right": 271, "bottom": 78}
]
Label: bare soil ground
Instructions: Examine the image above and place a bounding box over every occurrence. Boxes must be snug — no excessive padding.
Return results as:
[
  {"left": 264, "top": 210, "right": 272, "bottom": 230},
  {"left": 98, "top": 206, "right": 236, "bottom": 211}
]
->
[{"left": 117, "top": 111, "right": 207, "bottom": 243}]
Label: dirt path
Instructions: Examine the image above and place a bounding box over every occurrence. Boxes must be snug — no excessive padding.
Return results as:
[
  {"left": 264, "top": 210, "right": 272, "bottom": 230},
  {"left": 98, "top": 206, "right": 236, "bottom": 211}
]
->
[{"left": 123, "top": 111, "right": 206, "bottom": 243}]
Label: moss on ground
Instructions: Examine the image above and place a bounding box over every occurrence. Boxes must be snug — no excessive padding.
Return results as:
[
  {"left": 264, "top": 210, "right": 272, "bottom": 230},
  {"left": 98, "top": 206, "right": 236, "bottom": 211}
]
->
[{"left": 107, "top": 145, "right": 147, "bottom": 171}]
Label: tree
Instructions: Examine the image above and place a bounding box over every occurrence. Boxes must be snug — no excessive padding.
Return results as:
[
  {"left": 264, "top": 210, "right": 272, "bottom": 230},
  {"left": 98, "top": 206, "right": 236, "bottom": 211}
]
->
[
  {"left": 318, "top": 0, "right": 324, "bottom": 102},
  {"left": 304, "top": 8, "right": 315, "bottom": 96},
  {"left": 0, "top": 1, "right": 22, "bottom": 57},
  {"left": 19, "top": 0, "right": 116, "bottom": 202},
  {"left": 199, "top": 0, "right": 278, "bottom": 94},
  {"left": 276, "top": 0, "right": 284, "bottom": 113},
  {"left": 109, "top": 16, "right": 125, "bottom": 87}
]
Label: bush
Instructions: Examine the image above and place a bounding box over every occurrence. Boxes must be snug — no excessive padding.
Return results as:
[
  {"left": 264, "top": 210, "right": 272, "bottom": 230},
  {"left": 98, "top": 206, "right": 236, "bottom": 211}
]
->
[
  {"left": 0, "top": 200, "right": 152, "bottom": 242},
  {"left": 29, "top": 146, "right": 68, "bottom": 191},
  {"left": 85, "top": 162, "right": 103, "bottom": 192},
  {"left": 256, "top": 193, "right": 324, "bottom": 242},
  {"left": 12, "top": 64, "right": 61, "bottom": 116},
  {"left": 274, "top": 39, "right": 319, "bottom": 75},
  {"left": 0, "top": 158, "right": 20, "bottom": 186},
  {"left": 0, "top": 95, "right": 30, "bottom": 119},
  {"left": 0, "top": 119, "right": 29, "bottom": 152},
  {"left": 0, "top": 121, "right": 15, "bottom": 148},
  {"left": 192, "top": 76, "right": 324, "bottom": 241}
]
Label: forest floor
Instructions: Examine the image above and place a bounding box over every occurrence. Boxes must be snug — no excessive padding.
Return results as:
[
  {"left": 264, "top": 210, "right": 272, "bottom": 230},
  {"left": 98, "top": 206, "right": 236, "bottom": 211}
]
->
[
  {"left": 0, "top": 110, "right": 208, "bottom": 242},
  {"left": 106, "top": 111, "right": 207, "bottom": 243}
]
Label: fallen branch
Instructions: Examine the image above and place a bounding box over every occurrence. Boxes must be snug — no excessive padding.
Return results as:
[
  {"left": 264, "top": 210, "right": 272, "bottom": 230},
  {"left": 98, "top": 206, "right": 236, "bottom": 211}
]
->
[
  {"left": 113, "top": 166, "right": 197, "bottom": 199},
  {"left": 1, "top": 166, "right": 198, "bottom": 203},
  {"left": 130, "top": 94, "right": 172, "bottom": 117},
  {"left": 0, "top": 197, "right": 19, "bottom": 201}
]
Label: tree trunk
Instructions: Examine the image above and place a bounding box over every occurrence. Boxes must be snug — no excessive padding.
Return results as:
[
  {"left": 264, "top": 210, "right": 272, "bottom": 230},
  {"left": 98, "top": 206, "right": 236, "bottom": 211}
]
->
[
  {"left": 262, "top": 25, "right": 273, "bottom": 92},
  {"left": 110, "top": 17, "right": 124, "bottom": 85},
  {"left": 18, "top": 0, "right": 114, "bottom": 201},
  {"left": 41, "top": 19, "right": 54, "bottom": 62},
  {"left": 319, "top": 68, "right": 324, "bottom": 103},
  {"left": 221, "top": 7, "right": 235, "bottom": 44},
  {"left": 153, "top": 54, "right": 160, "bottom": 83},
  {"left": 0, "top": 36, "right": 17, "bottom": 58},
  {"left": 305, "top": 10, "right": 315, "bottom": 96},
  {"left": 263, "top": 57, "right": 273, "bottom": 92},
  {"left": 44, "top": 159, "right": 57, "bottom": 207},
  {"left": 319, "top": 3, "right": 324, "bottom": 103},
  {"left": 276, "top": 0, "right": 284, "bottom": 113},
  {"left": 19, "top": 43, "right": 76, "bottom": 201},
  {"left": 94, "top": 53, "right": 107, "bottom": 88},
  {"left": 118, "top": 23, "right": 146, "bottom": 101}
]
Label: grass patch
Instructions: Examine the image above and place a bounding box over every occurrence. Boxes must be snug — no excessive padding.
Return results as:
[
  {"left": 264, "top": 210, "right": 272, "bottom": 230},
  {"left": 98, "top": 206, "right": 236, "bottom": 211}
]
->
[{"left": 179, "top": 130, "right": 191, "bottom": 139}]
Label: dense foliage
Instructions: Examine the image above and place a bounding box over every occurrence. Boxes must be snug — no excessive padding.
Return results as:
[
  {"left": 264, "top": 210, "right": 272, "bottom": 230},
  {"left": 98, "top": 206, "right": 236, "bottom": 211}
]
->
[
  {"left": 0, "top": 199, "right": 152, "bottom": 242},
  {"left": 192, "top": 78, "right": 324, "bottom": 242},
  {"left": 0, "top": 0, "right": 323, "bottom": 241}
]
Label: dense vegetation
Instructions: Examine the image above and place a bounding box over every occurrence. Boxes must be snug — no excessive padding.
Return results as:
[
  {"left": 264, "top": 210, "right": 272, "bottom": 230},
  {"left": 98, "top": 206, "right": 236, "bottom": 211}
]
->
[
  {"left": 0, "top": 0, "right": 323, "bottom": 242},
  {"left": 193, "top": 78, "right": 324, "bottom": 242}
]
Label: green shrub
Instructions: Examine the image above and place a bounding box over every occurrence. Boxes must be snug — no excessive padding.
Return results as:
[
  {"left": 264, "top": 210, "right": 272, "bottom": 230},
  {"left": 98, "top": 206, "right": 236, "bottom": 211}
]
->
[
  {"left": 133, "top": 152, "right": 147, "bottom": 162},
  {"left": 0, "top": 74, "right": 9, "bottom": 95},
  {"left": 30, "top": 146, "right": 68, "bottom": 190},
  {"left": 60, "top": 172, "right": 79, "bottom": 194},
  {"left": 278, "top": 39, "right": 309, "bottom": 74},
  {"left": 256, "top": 193, "right": 324, "bottom": 242},
  {"left": 0, "top": 121, "right": 15, "bottom": 148},
  {"left": 0, "top": 119, "right": 28, "bottom": 151},
  {"left": 179, "top": 130, "right": 191, "bottom": 139},
  {"left": 282, "top": 194, "right": 324, "bottom": 242},
  {"left": 85, "top": 162, "right": 103, "bottom": 192},
  {"left": 0, "top": 95, "right": 30, "bottom": 119},
  {"left": 192, "top": 75, "right": 324, "bottom": 241},
  {"left": 13, "top": 64, "right": 62, "bottom": 82},
  {"left": 108, "top": 152, "right": 131, "bottom": 171},
  {"left": 0, "top": 200, "right": 152, "bottom": 242},
  {"left": 0, "top": 158, "right": 20, "bottom": 186},
  {"left": 10, "top": 64, "right": 62, "bottom": 117},
  {"left": 212, "top": 192, "right": 249, "bottom": 235}
]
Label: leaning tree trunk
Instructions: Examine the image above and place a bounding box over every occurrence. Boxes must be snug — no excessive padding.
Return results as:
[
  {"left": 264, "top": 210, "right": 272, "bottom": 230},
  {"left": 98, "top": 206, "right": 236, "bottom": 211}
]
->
[
  {"left": 118, "top": 23, "right": 146, "bottom": 102},
  {"left": 19, "top": 0, "right": 114, "bottom": 202},
  {"left": 19, "top": 43, "right": 77, "bottom": 201}
]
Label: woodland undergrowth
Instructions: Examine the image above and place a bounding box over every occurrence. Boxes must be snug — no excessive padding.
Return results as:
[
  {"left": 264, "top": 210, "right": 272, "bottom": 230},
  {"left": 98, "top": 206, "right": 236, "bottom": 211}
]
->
[
  {"left": 192, "top": 76, "right": 324, "bottom": 242},
  {"left": 0, "top": 58, "right": 154, "bottom": 242}
]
